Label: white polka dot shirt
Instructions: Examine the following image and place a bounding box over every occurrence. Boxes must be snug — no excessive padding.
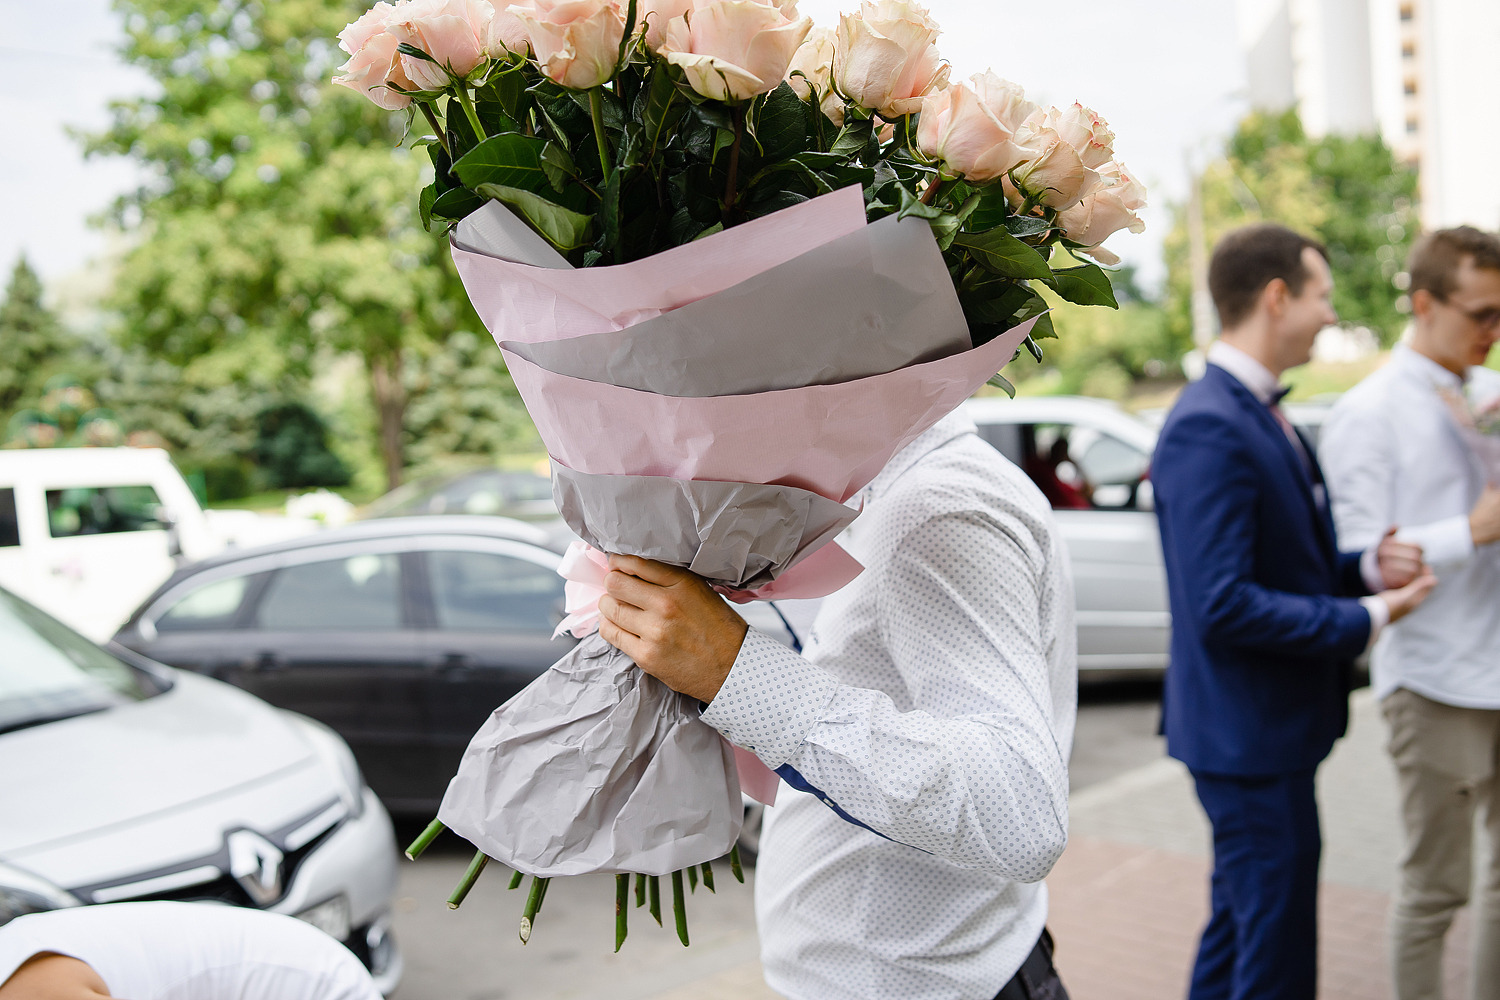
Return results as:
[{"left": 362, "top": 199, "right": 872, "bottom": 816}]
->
[{"left": 700, "top": 412, "right": 1078, "bottom": 1000}]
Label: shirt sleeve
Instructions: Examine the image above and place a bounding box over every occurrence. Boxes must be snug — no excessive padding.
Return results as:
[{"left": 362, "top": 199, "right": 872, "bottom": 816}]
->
[
  {"left": 701, "top": 511, "right": 1069, "bottom": 884},
  {"left": 1396, "top": 515, "right": 1475, "bottom": 568}
]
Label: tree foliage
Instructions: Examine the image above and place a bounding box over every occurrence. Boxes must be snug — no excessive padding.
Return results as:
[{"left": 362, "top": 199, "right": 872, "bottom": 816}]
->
[
  {"left": 1163, "top": 110, "right": 1418, "bottom": 354},
  {"left": 0, "top": 257, "right": 78, "bottom": 421},
  {"left": 84, "top": 0, "right": 488, "bottom": 488}
]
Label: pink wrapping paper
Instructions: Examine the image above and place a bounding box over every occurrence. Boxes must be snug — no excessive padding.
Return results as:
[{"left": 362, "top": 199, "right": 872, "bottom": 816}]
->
[{"left": 499, "top": 317, "right": 1038, "bottom": 504}]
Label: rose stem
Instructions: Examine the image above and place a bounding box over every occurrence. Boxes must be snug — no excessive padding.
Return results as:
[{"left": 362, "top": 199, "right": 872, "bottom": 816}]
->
[
  {"left": 418, "top": 103, "right": 450, "bottom": 157},
  {"left": 507, "top": 869, "right": 524, "bottom": 890},
  {"left": 589, "top": 87, "right": 612, "bottom": 178},
  {"left": 648, "top": 875, "right": 662, "bottom": 926},
  {"left": 614, "top": 874, "right": 629, "bottom": 952},
  {"left": 534, "top": 876, "right": 551, "bottom": 914},
  {"left": 722, "top": 104, "right": 744, "bottom": 223},
  {"left": 404, "top": 818, "right": 445, "bottom": 860},
  {"left": 446, "top": 850, "right": 489, "bottom": 909},
  {"left": 729, "top": 844, "right": 745, "bottom": 883},
  {"left": 456, "top": 85, "right": 486, "bottom": 141},
  {"left": 687, "top": 865, "right": 698, "bottom": 893},
  {"left": 671, "top": 870, "right": 689, "bottom": 946},
  {"left": 701, "top": 861, "right": 715, "bottom": 893},
  {"left": 635, "top": 872, "right": 647, "bottom": 908},
  {"left": 519, "top": 876, "right": 548, "bottom": 944}
]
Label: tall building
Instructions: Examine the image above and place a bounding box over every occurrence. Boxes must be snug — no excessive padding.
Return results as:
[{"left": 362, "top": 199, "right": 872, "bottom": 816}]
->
[{"left": 1238, "top": 0, "right": 1500, "bottom": 231}]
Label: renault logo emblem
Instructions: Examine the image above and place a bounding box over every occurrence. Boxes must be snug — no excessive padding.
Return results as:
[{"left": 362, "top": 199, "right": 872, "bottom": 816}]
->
[{"left": 227, "top": 830, "right": 284, "bottom": 905}]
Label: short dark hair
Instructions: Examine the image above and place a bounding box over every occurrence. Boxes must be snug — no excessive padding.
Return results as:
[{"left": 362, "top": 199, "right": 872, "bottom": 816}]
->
[
  {"left": 1407, "top": 226, "right": 1500, "bottom": 299},
  {"left": 1207, "top": 224, "right": 1328, "bottom": 330}
]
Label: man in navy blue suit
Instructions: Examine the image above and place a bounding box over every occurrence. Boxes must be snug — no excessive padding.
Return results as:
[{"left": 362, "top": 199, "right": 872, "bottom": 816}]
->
[{"left": 1153, "top": 223, "right": 1438, "bottom": 1000}]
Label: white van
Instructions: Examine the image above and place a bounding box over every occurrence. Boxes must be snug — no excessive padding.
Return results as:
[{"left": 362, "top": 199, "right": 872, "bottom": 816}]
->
[{"left": 0, "top": 449, "right": 226, "bottom": 641}]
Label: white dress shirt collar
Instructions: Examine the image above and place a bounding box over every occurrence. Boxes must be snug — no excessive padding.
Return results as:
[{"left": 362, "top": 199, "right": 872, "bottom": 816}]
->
[
  {"left": 1207, "top": 340, "right": 1283, "bottom": 405},
  {"left": 1391, "top": 342, "right": 1465, "bottom": 390}
]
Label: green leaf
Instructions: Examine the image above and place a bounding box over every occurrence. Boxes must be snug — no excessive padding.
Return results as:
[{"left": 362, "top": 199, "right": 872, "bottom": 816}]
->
[
  {"left": 952, "top": 227, "right": 1054, "bottom": 280},
  {"left": 1031, "top": 312, "right": 1057, "bottom": 340},
  {"left": 928, "top": 213, "right": 960, "bottom": 251},
  {"left": 540, "top": 141, "right": 577, "bottom": 194},
  {"left": 419, "top": 183, "right": 436, "bottom": 232},
  {"left": 896, "top": 186, "right": 944, "bottom": 221},
  {"left": 637, "top": 64, "right": 683, "bottom": 157},
  {"left": 1044, "top": 263, "right": 1119, "bottom": 308},
  {"left": 431, "top": 186, "right": 483, "bottom": 220},
  {"left": 1004, "top": 215, "right": 1053, "bottom": 239},
  {"left": 829, "top": 117, "right": 874, "bottom": 159},
  {"left": 452, "top": 133, "right": 552, "bottom": 195},
  {"left": 599, "top": 169, "right": 622, "bottom": 252},
  {"left": 752, "top": 82, "right": 810, "bottom": 161},
  {"left": 483, "top": 70, "right": 531, "bottom": 124},
  {"left": 986, "top": 372, "right": 1016, "bottom": 396},
  {"left": 396, "top": 41, "right": 438, "bottom": 63},
  {"left": 473, "top": 183, "right": 594, "bottom": 250}
]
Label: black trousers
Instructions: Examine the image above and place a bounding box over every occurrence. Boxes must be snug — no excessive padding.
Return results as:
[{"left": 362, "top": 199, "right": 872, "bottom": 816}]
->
[{"left": 993, "top": 929, "right": 1070, "bottom": 1000}]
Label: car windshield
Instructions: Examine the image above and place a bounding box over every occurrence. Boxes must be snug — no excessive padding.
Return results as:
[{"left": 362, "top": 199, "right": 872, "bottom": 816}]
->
[{"left": 0, "top": 590, "right": 157, "bottom": 734}]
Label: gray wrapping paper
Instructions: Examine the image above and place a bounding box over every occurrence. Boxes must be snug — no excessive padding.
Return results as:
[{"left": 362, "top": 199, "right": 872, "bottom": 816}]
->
[
  {"left": 437, "top": 631, "right": 742, "bottom": 877},
  {"left": 549, "top": 461, "right": 859, "bottom": 590},
  {"left": 500, "top": 214, "right": 970, "bottom": 397}
]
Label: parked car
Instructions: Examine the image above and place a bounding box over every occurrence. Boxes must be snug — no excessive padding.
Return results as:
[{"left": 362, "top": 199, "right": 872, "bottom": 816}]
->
[
  {"left": 364, "top": 469, "right": 557, "bottom": 521},
  {"left": 0, "top": 585, "right": 402, "bottom": 993},
  {"left": 113, "top": 516, "right": 581, "bottom": 816},
  {"left": 961, "top": 396, "right": 1170, "bottom": 674},
  {"left": 0, "top": 448, "right": 320, "bottom": 642}
]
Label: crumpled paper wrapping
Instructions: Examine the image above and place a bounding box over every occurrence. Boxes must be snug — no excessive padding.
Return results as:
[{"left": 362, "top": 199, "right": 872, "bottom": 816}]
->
[{"left": 439, "top": 632, "right": 741, "bottom": 877}]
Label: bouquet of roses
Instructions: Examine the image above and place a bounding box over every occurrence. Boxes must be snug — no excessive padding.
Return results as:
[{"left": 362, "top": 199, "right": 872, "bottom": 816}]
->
[{"left": 333, "top": 0, "right": 1145, "bottom": 951}]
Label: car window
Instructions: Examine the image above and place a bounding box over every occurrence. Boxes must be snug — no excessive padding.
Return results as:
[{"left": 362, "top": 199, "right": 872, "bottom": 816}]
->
[
  {"left": 428, "top": 550, "right": 563, "bottom": 633},
  {"left": 256, "top": 554, "right": 403, "bottom": 630},
  {"left": 0, "top": 489, "right": 17, "bottom": 547},
  {"left": 1019, "top": 423, "right": 1151, "bottom": 511},
  {"left": 972, "top": 421, "right": 1025, "bottom": 464},
  {"left": 45, "top": 485, "right": 164, "bottom": 538},
  {"left": 156, "top": 575, "right": 254, "bottom": 632},
  {"left": 0, "top": 590, "right": 153, "bottom": 733}
]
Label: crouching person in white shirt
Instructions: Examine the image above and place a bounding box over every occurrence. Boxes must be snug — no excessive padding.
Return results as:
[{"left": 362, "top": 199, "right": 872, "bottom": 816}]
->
[
  {"left": 596, "top": 413, "right": 1078, "bottom": 1000},
  {"left": 0, "top": 901, "right": 381, "bottom": 1000},
  {"left": 1321, "top": 226, "right": 1500, "bottom": 999}
]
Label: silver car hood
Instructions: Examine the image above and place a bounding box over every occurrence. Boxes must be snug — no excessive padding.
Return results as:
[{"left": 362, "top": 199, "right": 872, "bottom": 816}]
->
[{"left": 0, "top": 670, "right": 337, "bottom": 889}]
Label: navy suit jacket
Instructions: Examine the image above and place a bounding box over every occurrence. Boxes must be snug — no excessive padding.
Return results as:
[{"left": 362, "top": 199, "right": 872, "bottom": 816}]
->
[{"left": 1153, "top": 364, "right": 1372, "bottom": 776}]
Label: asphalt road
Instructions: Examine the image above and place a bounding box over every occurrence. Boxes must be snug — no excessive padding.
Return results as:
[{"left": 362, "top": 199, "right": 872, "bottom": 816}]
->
[{"left": 386, "top": 677, "right": 1166, "bottom": 1000}]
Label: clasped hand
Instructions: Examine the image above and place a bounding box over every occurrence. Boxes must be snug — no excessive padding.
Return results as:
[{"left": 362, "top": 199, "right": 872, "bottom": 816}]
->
[{"left": 596, "top": 554, "right": 749, "bottom": 704}]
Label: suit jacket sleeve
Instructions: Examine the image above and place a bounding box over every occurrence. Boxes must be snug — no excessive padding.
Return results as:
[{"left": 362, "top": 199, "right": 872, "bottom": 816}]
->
[{"left": 1156, "top": 410, "right": 1372, "bottom": 661}]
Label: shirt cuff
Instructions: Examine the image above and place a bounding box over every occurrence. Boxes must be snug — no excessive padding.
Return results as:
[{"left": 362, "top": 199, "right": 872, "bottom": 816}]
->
[
  {"left": 1397, "top": 514, "right": 1476, "bottom": 567},
  {"left": 1359, "top": 595, "right": 1389, "bottom": 652},
  {"left": 699, "top": 629, "right": 840, "bottom": 768},
  {"left": 1360, "top": 545, "right": 1385, "bottom": 592}
]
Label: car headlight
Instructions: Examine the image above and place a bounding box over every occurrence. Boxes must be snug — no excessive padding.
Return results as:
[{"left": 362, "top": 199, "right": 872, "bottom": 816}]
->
[
  {"left": 0, "top": 862, "right": 81, "bottom": 927},
  {"left": 288, "top": 714, "right": 366, "bottom": 819}
]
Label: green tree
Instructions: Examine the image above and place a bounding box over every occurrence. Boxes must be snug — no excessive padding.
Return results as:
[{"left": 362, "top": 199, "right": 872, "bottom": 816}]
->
[
  {"left": 1163, "top": 110, "right": 1418, "bottom": 353},
  {"left": 83, "top": 0, "right": 478, "bottom": 488},
  {"left": 402, "top": 330, "right": 538, "bottom": 477},
  {"left": 0, "top": 256, "right": 78, "bottom": 421}
]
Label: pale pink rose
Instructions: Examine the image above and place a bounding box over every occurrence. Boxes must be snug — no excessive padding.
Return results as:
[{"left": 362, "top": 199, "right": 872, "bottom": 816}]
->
[
  {"left": 970, "top": 70, "right": 1034, "bottom": 133},
  {"left": 486, "top": 4, "right": 531, "bottom": 54},
  {"left": 334, "top": 8, "right": 420, "bottom": 109},
  {"left": 512, "top": 0, "right": 626, "bottom": 89},
  {"left": 916, "top": 78, "right": 1033, "bottom": 182},
  {"left": 1026, "top": 102, "right": 1115, "bottom": 169},
  {"left": 388, "top": 0, "right": 495, "bottom": 90},
  {"left": 638, "top": 0, "right": 693, "bottom": 47},
  {"left": 786, "top": 27, "right": 845, "bottom": 123},
  {"left": 659, "top": 0, "right": 812, "bottom": 102},
  {"left": 1057, "top": 160, "right": 1147, "bottom": 263},
  {"left": 833, "top": 0, "right": 948, "bottom": 119}
]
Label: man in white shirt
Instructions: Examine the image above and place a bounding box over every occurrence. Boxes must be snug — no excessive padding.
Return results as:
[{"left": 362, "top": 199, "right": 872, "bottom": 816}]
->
[
  {"left": 598, "top": 412, "right": 1077, "bottom": 1000},
  {"left": 1321, "top": 226, "right": 1500, "bottom": 1000},
  {"left": 0, "top": 901, "right": 381, "bottom": 1000}
]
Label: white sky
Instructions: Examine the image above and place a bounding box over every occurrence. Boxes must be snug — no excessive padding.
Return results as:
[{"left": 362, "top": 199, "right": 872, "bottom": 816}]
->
[{"left": 2, "top": 0, "right": 1249, "bottom": 301}]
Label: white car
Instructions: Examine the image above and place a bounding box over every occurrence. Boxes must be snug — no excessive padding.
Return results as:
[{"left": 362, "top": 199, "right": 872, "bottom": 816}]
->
[
  {"left": 961, "top": 396, "right": 1170, "bottom": 674},
  {"left": 0, "top": 586, "right": 403, "bottom": 993},
  {"left": 0, "top": 448, "right": 320, "bottom": 642}
]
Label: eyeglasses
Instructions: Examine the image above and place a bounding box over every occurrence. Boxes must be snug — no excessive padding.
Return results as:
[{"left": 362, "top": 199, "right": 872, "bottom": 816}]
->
[{"left": 1435, "top": 294, "right": 1500, "bottom": 331}]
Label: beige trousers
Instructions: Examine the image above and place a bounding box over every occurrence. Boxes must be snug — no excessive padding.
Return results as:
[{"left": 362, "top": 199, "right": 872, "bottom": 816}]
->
[{"left": 1383, "top": 687, "right": 1500, "bottom": 1000}]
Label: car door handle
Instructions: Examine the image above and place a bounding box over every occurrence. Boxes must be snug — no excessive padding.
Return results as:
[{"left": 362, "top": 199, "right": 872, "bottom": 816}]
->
[
  {"left": 427, "top": 652, "right": 475, "bottom": 675},
  {"left": 248, "top": 651, "right": 287, "bottom": 671}
]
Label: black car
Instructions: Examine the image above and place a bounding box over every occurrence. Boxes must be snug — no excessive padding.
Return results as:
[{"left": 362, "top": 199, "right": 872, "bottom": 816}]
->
[{"left": 113, "top": 516, "right": 574, "bottom": 815}]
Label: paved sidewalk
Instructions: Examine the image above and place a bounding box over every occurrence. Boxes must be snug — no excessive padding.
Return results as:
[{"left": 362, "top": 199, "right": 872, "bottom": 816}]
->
[
  {"left": 1048, "top": 688, "right": 1473, "bottom": 999},
  {"left": 652, "top": 689, "right": 1480, "bottom": 999}
]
